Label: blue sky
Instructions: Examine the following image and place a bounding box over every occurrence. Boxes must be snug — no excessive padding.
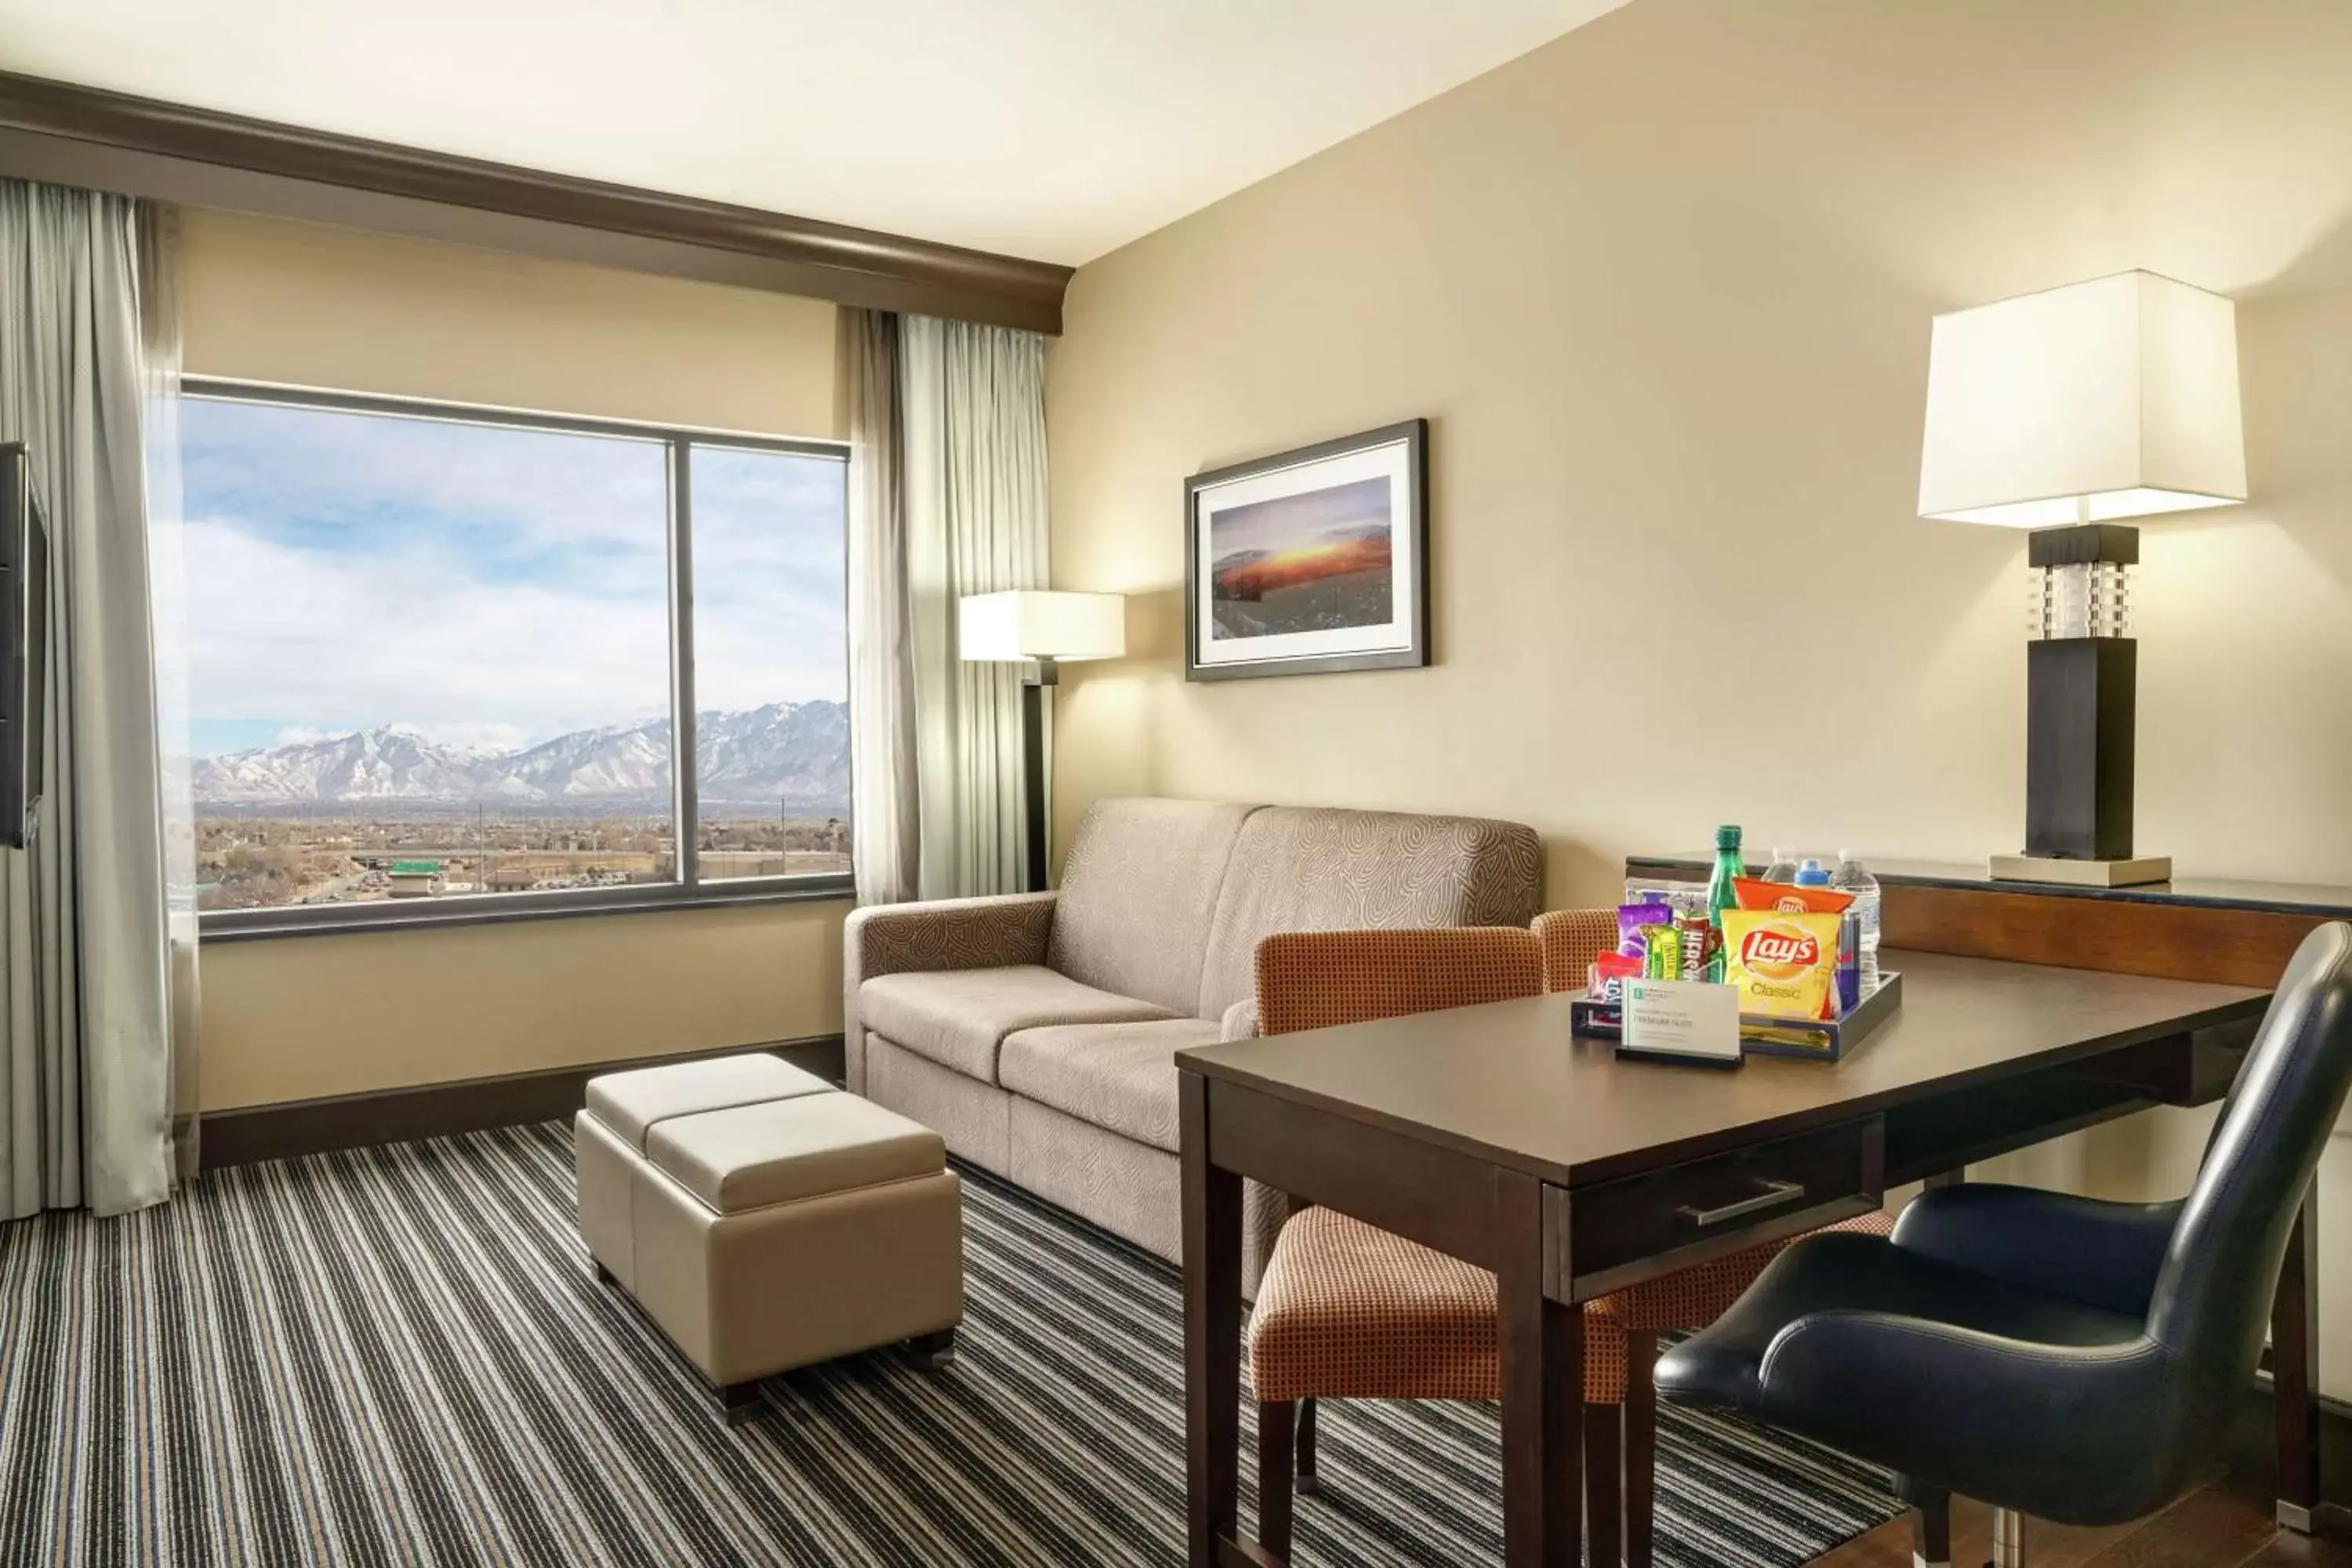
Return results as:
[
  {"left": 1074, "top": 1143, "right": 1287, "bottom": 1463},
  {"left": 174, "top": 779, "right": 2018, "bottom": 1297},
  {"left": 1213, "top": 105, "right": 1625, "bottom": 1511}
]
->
[{"left": 181, "top": 398, "right": 846, "bottom": 757}]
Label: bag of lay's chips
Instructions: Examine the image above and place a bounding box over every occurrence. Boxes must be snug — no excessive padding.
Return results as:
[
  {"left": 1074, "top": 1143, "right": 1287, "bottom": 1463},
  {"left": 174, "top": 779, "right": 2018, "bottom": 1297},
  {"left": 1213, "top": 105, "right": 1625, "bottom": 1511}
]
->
[{"left": 1722, "top": 909, "right": 1842, "bottom": 1020}]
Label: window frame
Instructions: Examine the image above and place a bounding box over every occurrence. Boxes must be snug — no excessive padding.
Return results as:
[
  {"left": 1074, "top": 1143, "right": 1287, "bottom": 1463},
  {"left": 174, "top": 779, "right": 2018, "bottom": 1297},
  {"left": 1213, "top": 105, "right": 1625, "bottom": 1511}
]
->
[{"left": 183, "top": 378, "right": 855, "bottom": 942}]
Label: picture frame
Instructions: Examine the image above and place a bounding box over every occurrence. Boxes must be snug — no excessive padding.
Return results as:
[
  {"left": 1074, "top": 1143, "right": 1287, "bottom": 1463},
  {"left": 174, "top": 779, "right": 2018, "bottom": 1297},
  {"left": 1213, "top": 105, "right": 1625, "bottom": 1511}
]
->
[{"left": 1183, "top": 419, "right": 1429, "bottom": 682}]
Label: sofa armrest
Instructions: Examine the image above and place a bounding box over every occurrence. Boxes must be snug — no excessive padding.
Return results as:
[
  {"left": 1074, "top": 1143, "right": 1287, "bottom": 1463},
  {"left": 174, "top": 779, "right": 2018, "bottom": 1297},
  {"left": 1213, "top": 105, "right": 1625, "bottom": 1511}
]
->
[
  {"left": 843, "top": 892, "right": 1057, "bottom": 1091},
  {"left": 1220, "top": 997, "right": 1259, "bottom": 1042},
  {"left": 848, "top": 892, "right": 1058, "bottom": 982}
]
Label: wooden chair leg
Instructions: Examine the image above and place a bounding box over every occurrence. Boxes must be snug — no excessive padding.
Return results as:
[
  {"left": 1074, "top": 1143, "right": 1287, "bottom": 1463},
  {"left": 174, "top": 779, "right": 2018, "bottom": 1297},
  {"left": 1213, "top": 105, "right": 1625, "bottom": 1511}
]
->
[
  {"left": 1624, "top": 1330, "right": 1657, "bottom": 1568},
  {"left": 1296, "top": 1397, "right": 1321, "bottom": 1497},
  {"left": 1584, "top": 1402, "right": 1624, "bottom": 1567},
  {"left": 1258, "top": 1400, "right": 1297, "bottom": 1563}
]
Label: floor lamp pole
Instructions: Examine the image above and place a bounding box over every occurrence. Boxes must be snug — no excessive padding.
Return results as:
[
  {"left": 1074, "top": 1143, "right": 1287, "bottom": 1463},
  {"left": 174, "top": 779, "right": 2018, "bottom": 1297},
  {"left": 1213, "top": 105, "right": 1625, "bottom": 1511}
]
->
[{"left": 1022, "top": 660, "right": 1055, "bottom": 892}]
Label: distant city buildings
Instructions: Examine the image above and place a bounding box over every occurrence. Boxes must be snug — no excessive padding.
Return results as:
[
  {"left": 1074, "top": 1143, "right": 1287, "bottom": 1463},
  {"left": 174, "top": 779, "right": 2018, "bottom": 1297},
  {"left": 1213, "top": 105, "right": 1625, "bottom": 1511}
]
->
[{"left": 386, "top": 861, "right": 445, "bottom": 898}]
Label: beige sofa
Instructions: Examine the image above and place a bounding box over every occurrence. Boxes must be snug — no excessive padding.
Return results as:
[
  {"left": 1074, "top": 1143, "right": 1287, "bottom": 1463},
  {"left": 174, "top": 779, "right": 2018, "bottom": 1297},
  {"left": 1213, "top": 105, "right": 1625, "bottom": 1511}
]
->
[{"left": 844, "top": 797, "right": 1541, "bottom": 1281}]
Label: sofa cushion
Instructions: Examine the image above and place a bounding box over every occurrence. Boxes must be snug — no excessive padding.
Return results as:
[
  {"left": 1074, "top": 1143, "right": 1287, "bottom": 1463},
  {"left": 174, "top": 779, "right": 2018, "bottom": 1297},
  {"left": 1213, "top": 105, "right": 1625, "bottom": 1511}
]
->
[
  {"left": 998, "top": 1017, "right": 1225, "bottom": 1155},
  {"left": 859, "top": 964, "right": 1177, "bottom": 1083},
  {"left": 1049, "top": 797, "right": 1254, "bottom": 1016},
  {"left": 585, "top": 1052, "right": 837, "bottom": 1151},
  {"left": 1195, "top": 806, "right": 1544, "bottom": 1019},
  {"left": 644, "top": 1093, "right": 945, "bottom": 1214}
]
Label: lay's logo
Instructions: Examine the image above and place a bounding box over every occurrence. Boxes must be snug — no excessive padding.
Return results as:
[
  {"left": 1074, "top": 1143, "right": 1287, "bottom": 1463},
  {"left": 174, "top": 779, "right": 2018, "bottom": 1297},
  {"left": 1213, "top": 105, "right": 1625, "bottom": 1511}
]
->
[{"left": 1738, "top": 923, "right": 1820, "bottom": 982}]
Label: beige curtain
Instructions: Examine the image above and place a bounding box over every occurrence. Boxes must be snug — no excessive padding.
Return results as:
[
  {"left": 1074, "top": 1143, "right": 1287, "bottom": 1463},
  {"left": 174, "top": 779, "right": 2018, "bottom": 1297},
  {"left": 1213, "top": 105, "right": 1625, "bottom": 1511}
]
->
[
  {"left": 0, "top": 180, "right": 193, "bottom": 1217},
  {"left": 843, "top": 309, "right": 918, "bottom": 906},
  {"left": 844, "top": 310, "right": 1049, "bottom": 905},
  {"left": 901, "top": 316, "right": 1047, "bottom": 899}
]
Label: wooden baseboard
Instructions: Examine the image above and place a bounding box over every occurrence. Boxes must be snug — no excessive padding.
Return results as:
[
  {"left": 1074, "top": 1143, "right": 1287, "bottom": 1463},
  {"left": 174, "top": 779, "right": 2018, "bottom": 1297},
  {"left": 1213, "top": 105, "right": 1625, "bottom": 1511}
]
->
[{"left": 197, "top": 1035, "right": 845, "bottom": 1170}]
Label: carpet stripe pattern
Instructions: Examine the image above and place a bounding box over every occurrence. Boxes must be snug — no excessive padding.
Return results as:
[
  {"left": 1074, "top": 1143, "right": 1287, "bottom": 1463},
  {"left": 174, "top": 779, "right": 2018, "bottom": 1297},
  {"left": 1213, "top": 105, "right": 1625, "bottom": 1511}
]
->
[{"left": 0, "top": 1123, "right": 1903, "bottom": 1565}]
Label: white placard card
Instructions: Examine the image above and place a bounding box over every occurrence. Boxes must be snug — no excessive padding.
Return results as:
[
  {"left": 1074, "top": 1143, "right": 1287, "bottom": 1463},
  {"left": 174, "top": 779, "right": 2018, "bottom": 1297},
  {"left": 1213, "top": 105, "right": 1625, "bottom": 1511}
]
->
[{"left": 1621, "top": 978, "right": 1743, "bottom": 1063}]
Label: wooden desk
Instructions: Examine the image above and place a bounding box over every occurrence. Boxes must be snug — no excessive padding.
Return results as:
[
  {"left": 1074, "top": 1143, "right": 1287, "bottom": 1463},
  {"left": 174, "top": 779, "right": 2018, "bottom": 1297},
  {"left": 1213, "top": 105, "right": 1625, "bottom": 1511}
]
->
[{"left": 1178, "top": 949, "right": 2272, "bottom": 1567}]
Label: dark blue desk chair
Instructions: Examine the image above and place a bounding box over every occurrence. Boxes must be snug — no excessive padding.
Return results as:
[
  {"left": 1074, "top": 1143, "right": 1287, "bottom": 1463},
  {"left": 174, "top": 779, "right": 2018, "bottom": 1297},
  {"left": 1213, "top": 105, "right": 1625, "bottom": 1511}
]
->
[{"left": 1657, "top": 922, "right": 2352, "bottom": 1568}]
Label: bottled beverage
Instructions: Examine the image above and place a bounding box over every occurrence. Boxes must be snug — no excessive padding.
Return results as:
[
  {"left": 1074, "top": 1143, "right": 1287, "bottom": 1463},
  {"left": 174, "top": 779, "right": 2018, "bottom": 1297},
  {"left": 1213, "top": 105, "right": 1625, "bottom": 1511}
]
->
[
  {"left": 1835, "top": 913, "right": 1861, "bottom": 1014},
  {"left": 1831, "top": 849, "right": 1882, "bottom": 991},
  {"left": 1762, "top": 846, "right": 1800, "bottom": 884},
  {"left": 1704, "top": 824, "right": 1743, "bottom": 983},
  {"left": 1794, "top": 857, "right": 1830, "bottom": 887}
]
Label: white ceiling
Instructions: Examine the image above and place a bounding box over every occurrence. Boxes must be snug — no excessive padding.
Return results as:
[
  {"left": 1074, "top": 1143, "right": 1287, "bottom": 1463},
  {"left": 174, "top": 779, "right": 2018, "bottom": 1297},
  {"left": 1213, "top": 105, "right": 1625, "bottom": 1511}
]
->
[{"left": 0, "top": 0, "right": 1632, "bottom": 266}]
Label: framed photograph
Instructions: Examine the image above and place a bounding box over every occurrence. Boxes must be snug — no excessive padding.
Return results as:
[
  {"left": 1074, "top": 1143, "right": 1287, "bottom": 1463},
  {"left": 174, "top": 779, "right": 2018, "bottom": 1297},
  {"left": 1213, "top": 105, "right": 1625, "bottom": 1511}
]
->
[{"left": 1184, "top": 419, "right": 1428, "bottom": 682}]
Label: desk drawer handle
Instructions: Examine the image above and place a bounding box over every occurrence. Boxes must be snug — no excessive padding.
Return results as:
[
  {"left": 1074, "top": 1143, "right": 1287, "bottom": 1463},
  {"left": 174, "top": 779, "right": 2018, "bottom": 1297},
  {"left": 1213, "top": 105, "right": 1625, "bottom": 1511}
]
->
[{"left": 1678, "top": 1179, "right": 1805, "bottom": 1228}]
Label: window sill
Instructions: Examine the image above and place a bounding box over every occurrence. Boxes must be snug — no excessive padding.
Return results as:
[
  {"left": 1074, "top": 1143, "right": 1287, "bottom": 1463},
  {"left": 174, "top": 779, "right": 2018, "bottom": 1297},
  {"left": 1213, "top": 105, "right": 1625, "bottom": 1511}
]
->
[{"left": 198, "top": 875, "right": 855, "bottom": 943}]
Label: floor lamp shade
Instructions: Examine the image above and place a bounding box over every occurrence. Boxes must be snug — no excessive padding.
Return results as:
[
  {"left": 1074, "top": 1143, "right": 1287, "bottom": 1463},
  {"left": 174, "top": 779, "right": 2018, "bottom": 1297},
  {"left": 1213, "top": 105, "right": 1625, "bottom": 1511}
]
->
[
  {"left": 1917, "top": 271, "right": 2245, "bottom": 884},
  {"left": 957, "top": 590, "right": 1127, "bottom": 891},
  {"left": 957, "top": 591, "right": 1127, "bottom": 665},
  {"left": 1918, "top": 270, "right": 2246, "bottom": 528}
]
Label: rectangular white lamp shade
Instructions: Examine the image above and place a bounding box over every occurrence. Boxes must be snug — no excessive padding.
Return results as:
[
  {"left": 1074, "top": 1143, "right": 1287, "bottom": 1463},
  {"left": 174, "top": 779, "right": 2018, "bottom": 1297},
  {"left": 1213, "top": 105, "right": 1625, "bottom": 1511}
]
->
[
  {"left": 1918, "top": 270, "right": 2246, "bottom": 528},
  {"left": 957, "top": 590, "right": 1126, "bottom": 662}
]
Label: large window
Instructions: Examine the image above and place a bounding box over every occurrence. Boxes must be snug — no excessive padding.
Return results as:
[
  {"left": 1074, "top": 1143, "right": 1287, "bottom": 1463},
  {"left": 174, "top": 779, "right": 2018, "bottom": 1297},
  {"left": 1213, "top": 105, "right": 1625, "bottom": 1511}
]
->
[{"left": 182, "top": 384, "right": 849, "bottom": 925}]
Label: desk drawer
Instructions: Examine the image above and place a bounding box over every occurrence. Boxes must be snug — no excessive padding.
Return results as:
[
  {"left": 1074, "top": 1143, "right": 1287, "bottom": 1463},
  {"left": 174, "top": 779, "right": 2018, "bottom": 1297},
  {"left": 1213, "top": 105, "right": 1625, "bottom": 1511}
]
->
[{"left": 1568, "top": 1118, "right": 1882, "bottom": 1288}]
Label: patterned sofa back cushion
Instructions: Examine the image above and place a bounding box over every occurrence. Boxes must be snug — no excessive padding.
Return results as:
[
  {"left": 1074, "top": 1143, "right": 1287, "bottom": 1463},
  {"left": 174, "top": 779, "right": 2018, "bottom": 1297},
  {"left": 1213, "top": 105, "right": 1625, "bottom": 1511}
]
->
[
  {"left": 1193, "top": 807, "right": 1544, "bottom": 1022},
  {"left": 1048, "top": 797, "right": 1256, "bottom": 1016}
]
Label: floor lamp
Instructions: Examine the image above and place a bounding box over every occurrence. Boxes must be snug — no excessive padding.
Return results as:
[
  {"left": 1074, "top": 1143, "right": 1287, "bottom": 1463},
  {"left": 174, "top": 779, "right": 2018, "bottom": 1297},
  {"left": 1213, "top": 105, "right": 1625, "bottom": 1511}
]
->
[{"left": 957, "top": 590, "right": 1126, "bottom": 891}]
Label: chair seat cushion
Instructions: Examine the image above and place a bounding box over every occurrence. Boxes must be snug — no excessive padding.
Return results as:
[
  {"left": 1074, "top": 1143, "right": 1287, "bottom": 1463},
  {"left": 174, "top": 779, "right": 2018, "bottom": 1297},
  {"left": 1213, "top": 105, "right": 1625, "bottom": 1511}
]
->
[
  {"left": 859, "top": 965, "right": 1178, "bottom": 1084},
  {"left": 585, "top": 1052, "right": 836, "bottom": 1150},
  {"left": 644, "top": 1094, "right": 946, "bottom": 1214},
  {"left": 998, "top": 1018, "right": 1226, "bottom": 1154},
  {"left": 1595, "top": 1210, "right": 1897, "bottom": 1333},
  {"left": 1247, "top": 1207, "right": 1629, "bottom": 1404},
  {"left": 1655, "top": 1228, "right": 2143, "bottom": 1414}
]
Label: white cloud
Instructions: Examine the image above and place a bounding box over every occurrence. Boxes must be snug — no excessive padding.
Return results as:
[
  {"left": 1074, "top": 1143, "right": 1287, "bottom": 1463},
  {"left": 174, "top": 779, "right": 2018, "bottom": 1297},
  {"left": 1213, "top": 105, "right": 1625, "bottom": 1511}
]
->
[
  {"left": 186, "top": 517, "right": 672, "bottom": 741},
  {"left": 180, "top": 402, "right": 849, "bottom": 745}
]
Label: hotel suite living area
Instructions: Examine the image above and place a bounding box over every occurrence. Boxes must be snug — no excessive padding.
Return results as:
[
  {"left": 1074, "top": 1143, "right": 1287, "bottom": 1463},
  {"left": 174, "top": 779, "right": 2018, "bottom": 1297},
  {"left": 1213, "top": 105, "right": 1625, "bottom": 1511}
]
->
[{"left": 4, "top": 2, "right": 2352, "bottom": 1565}]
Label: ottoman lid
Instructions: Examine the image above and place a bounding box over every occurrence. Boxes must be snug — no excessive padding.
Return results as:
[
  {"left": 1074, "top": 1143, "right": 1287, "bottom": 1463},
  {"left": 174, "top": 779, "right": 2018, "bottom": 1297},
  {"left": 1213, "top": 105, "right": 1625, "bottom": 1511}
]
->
[
  {"left": 586, "top": 1053, "right": 834, "bottom": 1151},
  {"left": 645, "top": 1094, "right": 947, "bottom": 1214}
]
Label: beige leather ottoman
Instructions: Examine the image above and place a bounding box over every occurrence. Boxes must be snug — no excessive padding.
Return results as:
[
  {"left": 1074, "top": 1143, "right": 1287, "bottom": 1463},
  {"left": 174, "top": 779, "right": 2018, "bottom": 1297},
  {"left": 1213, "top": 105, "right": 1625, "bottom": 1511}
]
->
[{"left": 575, "top": 1053, "right": 964, "bottom": 1424}]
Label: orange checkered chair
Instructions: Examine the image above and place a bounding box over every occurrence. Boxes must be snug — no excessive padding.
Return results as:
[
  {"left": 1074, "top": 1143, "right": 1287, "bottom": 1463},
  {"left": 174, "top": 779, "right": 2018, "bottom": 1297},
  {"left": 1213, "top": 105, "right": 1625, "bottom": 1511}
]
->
[{"left": 1246, "top": 919, "right": 1894, "bottom": 1568}]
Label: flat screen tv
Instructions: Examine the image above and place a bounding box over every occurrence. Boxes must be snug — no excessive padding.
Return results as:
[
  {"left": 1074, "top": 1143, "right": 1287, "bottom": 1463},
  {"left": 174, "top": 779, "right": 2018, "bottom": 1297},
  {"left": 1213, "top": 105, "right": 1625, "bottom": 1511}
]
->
[{"left": 0, "top": 444, "right": 50, "bottom": 851}]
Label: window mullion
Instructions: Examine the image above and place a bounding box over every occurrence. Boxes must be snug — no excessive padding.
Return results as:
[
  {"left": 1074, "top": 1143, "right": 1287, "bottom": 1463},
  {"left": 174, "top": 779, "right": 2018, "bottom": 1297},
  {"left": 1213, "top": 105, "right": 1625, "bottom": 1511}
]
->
[{"left": 668, "top": 437, "right": 699, "bottom": 889}]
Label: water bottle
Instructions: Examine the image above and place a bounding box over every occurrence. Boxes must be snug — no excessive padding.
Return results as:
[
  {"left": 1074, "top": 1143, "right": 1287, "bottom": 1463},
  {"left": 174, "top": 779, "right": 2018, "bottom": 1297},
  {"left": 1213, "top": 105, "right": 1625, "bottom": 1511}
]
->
[
  {"left": 1762, "top": 847, "right": 1800, "bottom": 884},
  {"left": 1793, "top": 858, "right": 1830, "bottom": 887},
  {"left": 1831, "top": 849, "right": 1882, "bottom": 991}
]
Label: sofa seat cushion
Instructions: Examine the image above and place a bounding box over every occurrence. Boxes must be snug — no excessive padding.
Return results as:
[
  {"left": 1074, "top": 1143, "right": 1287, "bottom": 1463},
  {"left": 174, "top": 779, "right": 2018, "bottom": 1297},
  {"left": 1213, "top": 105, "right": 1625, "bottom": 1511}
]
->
[
  {"left": 858, "top": 965, "right": 1178, "bottom": 1084},
  {"left": 644, "top": 1093, "right": 946, "bottom": 1214},
  {"left": 998, "top": 1017, "right": 1225, "bottom": 1154},
  {"left": 585, "top": 1051, "right": 836, "bottom": 1151}
]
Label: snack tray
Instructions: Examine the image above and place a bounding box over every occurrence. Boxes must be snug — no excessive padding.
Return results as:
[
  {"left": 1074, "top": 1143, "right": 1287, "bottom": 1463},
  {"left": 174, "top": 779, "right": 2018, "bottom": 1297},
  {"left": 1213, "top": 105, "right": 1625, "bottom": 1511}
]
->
[{"left": 1569, "top": 970, "right": 1904, "bottom": 1063}]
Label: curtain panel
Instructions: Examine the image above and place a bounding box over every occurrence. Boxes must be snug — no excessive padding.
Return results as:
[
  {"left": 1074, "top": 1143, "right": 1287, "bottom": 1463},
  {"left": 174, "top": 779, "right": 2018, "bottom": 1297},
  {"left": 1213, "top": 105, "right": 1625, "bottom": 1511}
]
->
[
  {"left": 843, "top": 309, "right": 918, "bottom": 906},
  {"left": 844, "top": 311, "right": 1049, "bottom": 906},
  {"left": 0, "top": 180, "right": 194, "bottom": 1218}
]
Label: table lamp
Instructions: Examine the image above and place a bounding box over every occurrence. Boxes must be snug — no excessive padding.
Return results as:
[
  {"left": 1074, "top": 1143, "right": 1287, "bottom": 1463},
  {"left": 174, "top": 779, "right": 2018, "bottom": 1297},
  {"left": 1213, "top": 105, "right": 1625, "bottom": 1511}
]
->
[
  {"left": 1918, "top": 270, "right": 2246, "bottom": 887},
  {"left": 958, "top": 590, "right": 1126, "bottom": 891}
]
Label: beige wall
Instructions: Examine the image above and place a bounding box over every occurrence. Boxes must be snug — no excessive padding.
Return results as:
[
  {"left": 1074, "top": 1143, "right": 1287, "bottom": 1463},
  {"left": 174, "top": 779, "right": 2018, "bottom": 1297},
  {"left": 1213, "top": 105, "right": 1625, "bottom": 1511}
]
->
[
  {"left": 1046, "top": 0, "right": 2352, "bottom": 1392},
  {"left": 180, "top": 209, "right": 840, "bottom": 436},
  {"left": 200, "top": 902, "right": 846, "bottom": 1110},
  {"left": 181, "top": 211, "right": 849, "bottom": 1109}
]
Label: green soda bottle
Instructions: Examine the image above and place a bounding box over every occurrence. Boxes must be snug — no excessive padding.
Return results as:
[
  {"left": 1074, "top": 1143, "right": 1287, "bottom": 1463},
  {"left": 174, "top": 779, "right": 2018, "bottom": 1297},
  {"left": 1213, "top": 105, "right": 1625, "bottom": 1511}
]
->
[{"left": 1704, "top": 824, "right": 1743, "bottom": 982}]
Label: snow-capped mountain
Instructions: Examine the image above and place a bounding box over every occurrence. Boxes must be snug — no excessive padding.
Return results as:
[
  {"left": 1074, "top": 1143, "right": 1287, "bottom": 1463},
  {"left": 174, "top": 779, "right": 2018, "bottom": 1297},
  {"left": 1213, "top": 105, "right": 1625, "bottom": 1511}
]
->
[{"left": 192, "top": 702, "right": 850, "bottom": 808}]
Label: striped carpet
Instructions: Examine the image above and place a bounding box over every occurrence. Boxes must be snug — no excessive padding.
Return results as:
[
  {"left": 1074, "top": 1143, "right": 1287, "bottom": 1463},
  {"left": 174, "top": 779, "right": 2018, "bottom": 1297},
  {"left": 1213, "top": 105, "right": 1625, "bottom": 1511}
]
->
[{"left": 0, "top": 1122, "right": 1904, "bottom": 1566}]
